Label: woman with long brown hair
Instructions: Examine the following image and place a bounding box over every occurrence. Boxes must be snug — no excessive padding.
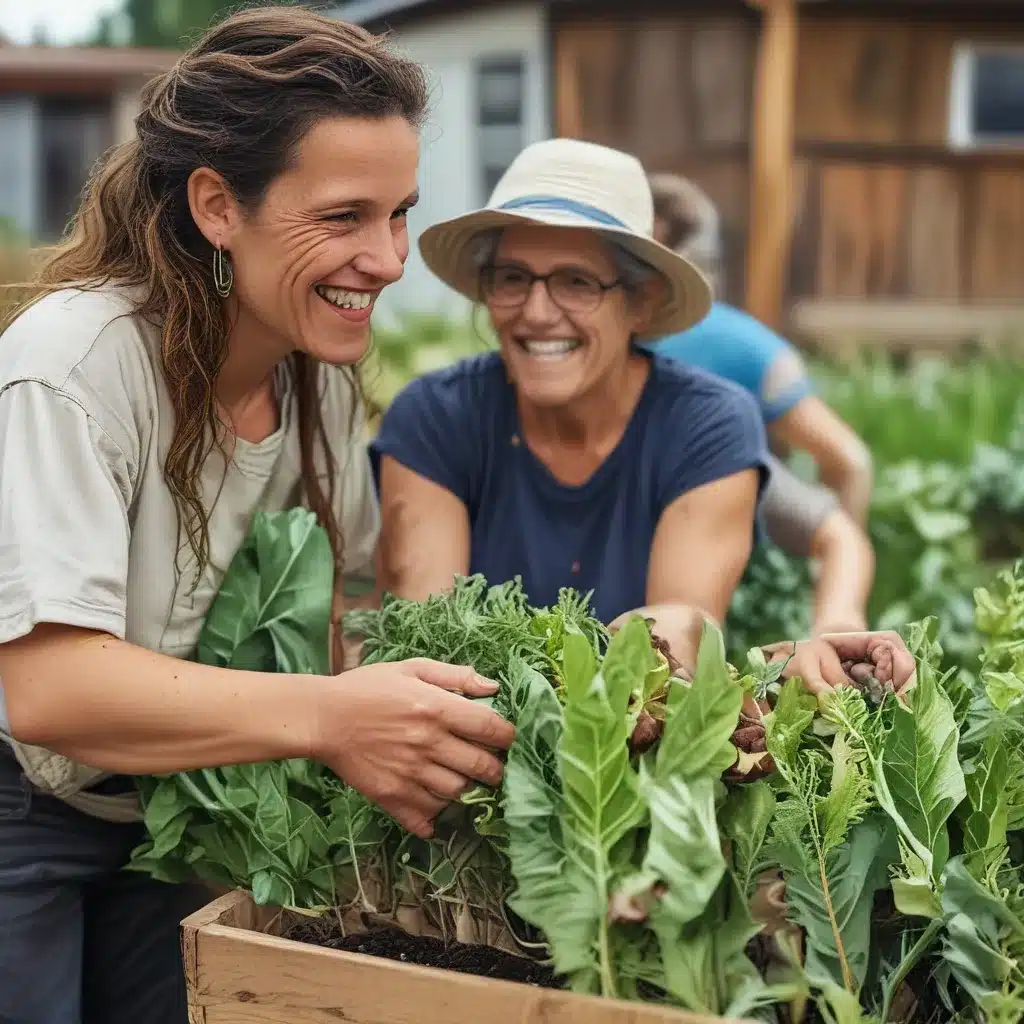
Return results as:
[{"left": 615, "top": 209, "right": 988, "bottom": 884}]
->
[{"left": 0, "top": 9, "right": 512, "bottom": 1022}]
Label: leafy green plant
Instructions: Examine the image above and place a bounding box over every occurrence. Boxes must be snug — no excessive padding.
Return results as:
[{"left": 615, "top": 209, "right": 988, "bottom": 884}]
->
[{"left": 129, "top": 500, "right": 1024, "bottom": 1024}]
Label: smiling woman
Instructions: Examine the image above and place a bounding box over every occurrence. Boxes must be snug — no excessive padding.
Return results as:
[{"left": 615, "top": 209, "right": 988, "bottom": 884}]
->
[
  {"left": 0, "top": 8, "right": 516, "bottom": 1024},
  {"left": 373, "top": 138, "right": 772, "bottom": 670}
]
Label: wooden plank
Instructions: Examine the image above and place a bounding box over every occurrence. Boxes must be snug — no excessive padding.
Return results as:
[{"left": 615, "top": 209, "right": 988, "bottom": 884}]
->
[
  {"left": 625, "top": 19, "right": 691, "bottom": 166},
  {"left": 186, "top": 912, "right": 752, "bottom": 1024},
  {"left": 968, "top": 168, "right": 1024, "bottom": 301},
  {"left": 553, "top": 24, "right": 583, "bottom": 137},
  {"left": 818, "top": 165, "right": 869, "bottom": 297},
  {"left": 905, "top": 25, "right": 956, "bottom": 144},
  {"left": 906, "top": 167, "right": 962, "bottom": 299},
  {"left": 691, "top": 18, "right": 755, "bottom": 148},
  {"left": 796, "top": 18, "right": 914, "bottom": 144},
  {"left": 790, "top": 298, "right": 1024, "bottom": 354},
  {"left": 788, "top": 157, "right": 821, "bottom": 298},
  {"left": 869, "top": 166, "right": 907, "bottom": 296},
  {"left": 817, "top": 164, "right": 907, "bottom": 298},
  {"left": 560, "top": 23, "right": 623, "bottom": 146},
  {"left": 745, "top": 0, "right": 798, "bottom": 328},
  {"left": 797, "top": 141, "right": 1024, "bottom": 168}
]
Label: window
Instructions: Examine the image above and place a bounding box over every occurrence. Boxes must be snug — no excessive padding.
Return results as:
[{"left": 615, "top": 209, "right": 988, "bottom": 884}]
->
[
  {"left": 39, "top": 97, "right": 112, "bottom": 241},
  {"left": 949, "top": 44, "right": 1024, "bottom": 149},
  {"left": 477, "top": 56, "right": 525, "bottom": 201}
]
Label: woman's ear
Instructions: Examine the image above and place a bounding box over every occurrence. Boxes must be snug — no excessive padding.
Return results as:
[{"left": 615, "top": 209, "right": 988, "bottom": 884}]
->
[
  {"left": 187, "top": 167, "right": 242, "bottom": 248},
  {"left": 629, "top": 275, "right": 668, "bottom": 336}
]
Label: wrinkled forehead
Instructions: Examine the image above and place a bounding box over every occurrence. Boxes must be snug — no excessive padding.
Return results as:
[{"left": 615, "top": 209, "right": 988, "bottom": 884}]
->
[{"left": 494, "top": 223, "right": 616, "bottom": 274}]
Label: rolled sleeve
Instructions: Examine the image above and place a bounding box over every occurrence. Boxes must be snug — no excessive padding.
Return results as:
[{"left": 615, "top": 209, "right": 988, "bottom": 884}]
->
[
  {"left": 760, "top": 457, "right": 838, "bottom": 557},
  {"left": 0, "top": 381, "right": 131, "bottom": 644},
  {"left": 759, "top": 348, "right": 813, "bottom": 423}
]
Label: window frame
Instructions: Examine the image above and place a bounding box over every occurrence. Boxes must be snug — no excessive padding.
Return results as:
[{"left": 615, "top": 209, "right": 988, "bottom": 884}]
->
[
  {"left": 949, "top": 41, "right": 1024, "bottom": 151},
  {"left": 475, "top": 54, "right": 526, "bottom": 203}
]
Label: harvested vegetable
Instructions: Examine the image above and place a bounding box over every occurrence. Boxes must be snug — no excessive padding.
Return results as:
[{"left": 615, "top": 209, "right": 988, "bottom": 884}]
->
[{"left": 129, "top": 511, "right": 1024, "bottom": 1024}]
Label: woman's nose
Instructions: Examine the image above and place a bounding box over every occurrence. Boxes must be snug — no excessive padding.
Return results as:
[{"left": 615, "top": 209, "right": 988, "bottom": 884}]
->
[
  {"left": 520, "top": 278, "right": 561, "bottom": 324},
  {"left": 354, "top": 222, "right": 407, "bottom": 285}
]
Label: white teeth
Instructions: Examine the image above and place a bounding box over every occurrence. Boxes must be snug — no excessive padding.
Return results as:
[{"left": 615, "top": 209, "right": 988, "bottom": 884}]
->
[
  {"left": 522, "top": 339, "right": 579, "bottom": 359},
  {"left": 316, "top": 285, "right": 372, "bottom": 310}
]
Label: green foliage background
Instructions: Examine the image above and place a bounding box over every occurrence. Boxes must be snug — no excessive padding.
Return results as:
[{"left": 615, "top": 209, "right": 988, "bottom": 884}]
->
[{"left": 88, "top": 0, "right": 323, "bottom": 48}]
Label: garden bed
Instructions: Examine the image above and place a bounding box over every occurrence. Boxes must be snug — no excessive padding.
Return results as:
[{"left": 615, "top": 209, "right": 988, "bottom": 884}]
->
[{"left": 182, "top": 890, "right": 752, "bottom": 1024}]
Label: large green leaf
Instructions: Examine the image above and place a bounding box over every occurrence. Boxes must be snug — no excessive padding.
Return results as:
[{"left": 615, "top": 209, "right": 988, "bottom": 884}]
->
[
  {"left": 502, "top": 658, "right": 575, "bottom": 961},
  {"left": 553, "top": 621, "right": 647, "bottom": 996},
  {"left": 874, "top": 658, "right": 966, "bottom": 882},
  {"left": 630, "top": 766, "right": 725, "bottom": 926},
  {"left": 719, "top": 780, "right": 777, "bottom": 899},
  {"left": 940, "top": 855, "right": 1024, "bottom": 1014},
  {"left": 779, "top": 815, "right": 897, "bottom": 992},
  {"left": 655, "top": 620, "right": 744, "bottom": 780},
  {"left": 653, "top": 871, "right": 787, "bottom": 1017},
  {"left": 197, "top": 508, "right": 334, "bottom": 674}
]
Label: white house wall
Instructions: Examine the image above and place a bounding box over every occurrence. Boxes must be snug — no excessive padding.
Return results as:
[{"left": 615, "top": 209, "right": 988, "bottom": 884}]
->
[
  {"left": 357, "top": 2, "right": 550, "bottom": 325},
  {"left": 0, "top": 96, "right": 40, "bottom": 240}
]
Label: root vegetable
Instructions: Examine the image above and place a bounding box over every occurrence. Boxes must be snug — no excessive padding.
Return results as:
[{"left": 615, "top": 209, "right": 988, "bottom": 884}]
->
[
  {"left": 629, "top": 709, "right": 663, "bottom": 753},
  {"left": 841, "top": 659, "right": 896, "bottom": 706},
  {"left": 649, "top": 631, "right": 684, "bottom": 677}
]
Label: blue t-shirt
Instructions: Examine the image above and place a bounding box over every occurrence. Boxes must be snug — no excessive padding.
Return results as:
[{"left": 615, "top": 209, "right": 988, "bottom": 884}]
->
[
  {"left": 370, "top": 351, "right": 769, "bottom": 624},
  {"left": 639, "top": 302, "right": 811, "bottom": 424}
]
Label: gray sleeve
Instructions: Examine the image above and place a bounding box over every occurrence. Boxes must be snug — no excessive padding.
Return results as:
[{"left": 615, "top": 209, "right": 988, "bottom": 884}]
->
[
  {"left": 0, "top": 381, "right": 131, "bottom": 647},
  {"left": 760, "top": 456, "right": 839, "bottom": 557}
]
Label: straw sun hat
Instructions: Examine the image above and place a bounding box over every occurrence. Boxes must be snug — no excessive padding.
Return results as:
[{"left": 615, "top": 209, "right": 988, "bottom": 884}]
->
[{"left": 418, "top": 138, "right": 712, "bottom": 341}]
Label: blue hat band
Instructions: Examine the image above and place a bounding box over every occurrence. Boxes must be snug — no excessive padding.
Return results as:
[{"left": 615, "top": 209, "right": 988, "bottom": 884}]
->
[{"left": 495, "top": 195, "right": 629, "bottom": 229}]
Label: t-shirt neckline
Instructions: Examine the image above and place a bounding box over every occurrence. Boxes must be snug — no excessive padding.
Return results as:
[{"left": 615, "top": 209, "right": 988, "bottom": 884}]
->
[{"left": 509, "top": 355, "right": 658, "bottom": 502}]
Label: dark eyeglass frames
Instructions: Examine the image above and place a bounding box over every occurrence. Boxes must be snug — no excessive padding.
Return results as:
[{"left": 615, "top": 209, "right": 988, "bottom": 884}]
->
[{"left": 479, "top": 263, "right": 623, "bottom": 314}]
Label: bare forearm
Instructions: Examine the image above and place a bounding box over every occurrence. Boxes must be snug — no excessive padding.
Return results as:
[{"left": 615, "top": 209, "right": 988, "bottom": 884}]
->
[
  {"left": 810, "top": 514, "right": 875, "bottom": 634},
  {"left": 1, "top": 626, "right": 317, "bottom": 774},
  {"left": 609, "top": 603, "right": 711, "bottom": 675}
]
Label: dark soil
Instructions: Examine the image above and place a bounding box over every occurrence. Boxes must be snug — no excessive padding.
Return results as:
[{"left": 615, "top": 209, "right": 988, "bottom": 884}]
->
[{"left": 286, "top": 919, "right": 563, "bottom": 988}]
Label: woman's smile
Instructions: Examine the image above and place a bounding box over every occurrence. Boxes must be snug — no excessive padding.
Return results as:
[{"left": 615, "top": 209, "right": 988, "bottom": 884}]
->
[
  {"left": 313, "top": 283, "right": 379, "bottom": 323},
  {"left": 513, "top": 336, "right": 584, "bottom": 361}
]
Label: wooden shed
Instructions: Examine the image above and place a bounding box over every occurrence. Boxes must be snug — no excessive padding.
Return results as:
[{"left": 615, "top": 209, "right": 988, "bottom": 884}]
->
[
  {"left": 344, "top": 0, "right": 1024, "bottom": 348},
  {"left": 552, "top": 0, "right": 1024, "bottom": 347}
]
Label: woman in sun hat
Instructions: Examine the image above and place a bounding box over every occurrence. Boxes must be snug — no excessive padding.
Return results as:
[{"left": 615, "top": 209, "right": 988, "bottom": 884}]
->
[{"left": 371, "top": 138, "right": 771, "bottom": 668}]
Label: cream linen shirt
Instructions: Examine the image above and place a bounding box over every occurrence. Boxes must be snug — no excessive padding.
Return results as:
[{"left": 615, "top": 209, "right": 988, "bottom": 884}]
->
[{"left": 0, "top": 285, "right": 380, "bottom": 820}]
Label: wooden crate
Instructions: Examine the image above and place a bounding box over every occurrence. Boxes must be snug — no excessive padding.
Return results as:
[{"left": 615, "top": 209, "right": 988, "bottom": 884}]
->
[{"left": 183, "top": 890, "right": 752, "bottom": 1024}]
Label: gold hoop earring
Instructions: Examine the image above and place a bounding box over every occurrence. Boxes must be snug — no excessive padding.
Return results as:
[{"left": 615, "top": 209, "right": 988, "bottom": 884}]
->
[{"left": 213, "top": 244, "right": 234, "bottom": 298}]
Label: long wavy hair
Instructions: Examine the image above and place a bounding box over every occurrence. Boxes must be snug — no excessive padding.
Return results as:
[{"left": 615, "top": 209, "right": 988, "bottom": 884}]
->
[{"left": 4, "top": 5, "right": 427, "bottom": 574}]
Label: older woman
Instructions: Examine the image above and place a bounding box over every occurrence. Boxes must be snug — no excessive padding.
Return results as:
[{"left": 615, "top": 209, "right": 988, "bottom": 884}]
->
[
  {"left": 372, "top": 139, "right": 771, "bottom": 667},
  {"left": 0, "top": 10, "right": 513, "bottom": 1023}
]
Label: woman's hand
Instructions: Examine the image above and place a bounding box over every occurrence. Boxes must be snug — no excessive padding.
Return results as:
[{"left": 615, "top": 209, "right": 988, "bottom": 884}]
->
[
  {"left": 315, "top": 659, "right": 515, "bottom": 839},
  {"left": 761, "top": 630, "right": 916, "bottom": 701}
]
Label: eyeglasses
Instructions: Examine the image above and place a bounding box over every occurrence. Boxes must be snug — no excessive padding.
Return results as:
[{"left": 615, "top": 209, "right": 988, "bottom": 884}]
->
[{"left": 479, "top": 263, "right": 622, "bottom": 314}]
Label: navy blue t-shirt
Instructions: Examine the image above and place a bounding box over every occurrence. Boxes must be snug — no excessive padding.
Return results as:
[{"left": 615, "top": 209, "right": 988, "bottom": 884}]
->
[{"left": 370, "top": 351, "right": 769, "bottom": 624}]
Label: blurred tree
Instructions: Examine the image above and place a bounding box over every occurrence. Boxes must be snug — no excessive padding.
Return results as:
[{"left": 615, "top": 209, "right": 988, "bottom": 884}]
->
[{"left": 100, "top": 0, "right": 326, "bottom": 49}]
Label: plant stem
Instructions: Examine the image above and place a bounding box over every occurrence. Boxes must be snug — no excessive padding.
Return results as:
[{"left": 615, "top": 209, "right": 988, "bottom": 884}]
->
[
  {"left": 817, "top": 849, "right": 856, "bottom": 994},
  {"left": 878, "top": 917, "right": 943, "bottom": 1023},
  {"left": 598, "top": 914, "right": 618, "bottom": 998}
]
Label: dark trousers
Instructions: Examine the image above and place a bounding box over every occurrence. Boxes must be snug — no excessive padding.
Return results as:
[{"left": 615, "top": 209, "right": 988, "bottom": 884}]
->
[{"left": 0, "top": 754, "right": 206, "bottom": 1024}]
